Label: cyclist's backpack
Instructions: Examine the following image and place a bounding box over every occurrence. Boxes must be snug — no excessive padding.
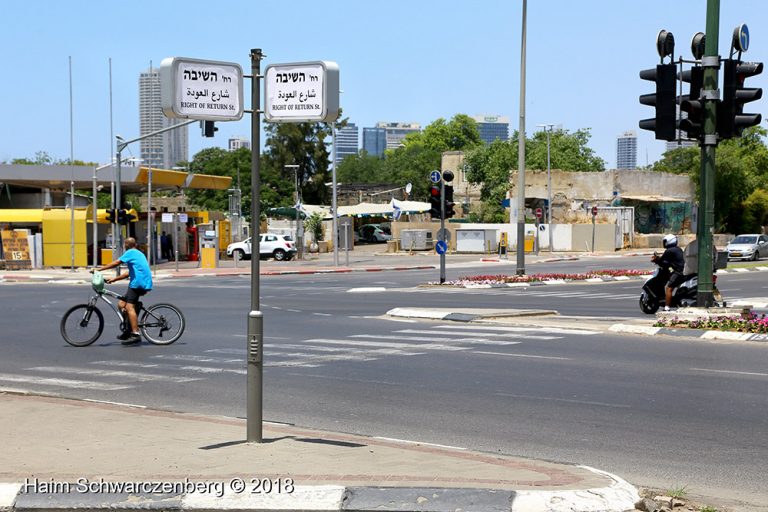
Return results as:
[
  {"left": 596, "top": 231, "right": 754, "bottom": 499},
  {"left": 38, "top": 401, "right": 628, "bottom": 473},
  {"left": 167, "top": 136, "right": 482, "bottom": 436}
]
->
[{"left": 91, "top": 271, "right": 105, "bottom": 293}]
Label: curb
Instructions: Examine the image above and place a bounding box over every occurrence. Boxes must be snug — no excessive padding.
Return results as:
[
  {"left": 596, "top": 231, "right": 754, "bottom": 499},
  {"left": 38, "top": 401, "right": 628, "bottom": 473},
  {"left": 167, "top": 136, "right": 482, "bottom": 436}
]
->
[
  {"left": 1, "top": 473, "right": 639, "bottom": 512},
  {"left": 609, "top": 323, "right": 768, "bottom": 342}
]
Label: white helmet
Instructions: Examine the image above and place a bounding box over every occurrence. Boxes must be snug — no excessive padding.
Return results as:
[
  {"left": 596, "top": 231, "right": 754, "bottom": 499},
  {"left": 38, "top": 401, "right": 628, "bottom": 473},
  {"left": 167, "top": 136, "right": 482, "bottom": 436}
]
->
[{"left": 662, "top": 234, "right": 678, "bottom": 248}]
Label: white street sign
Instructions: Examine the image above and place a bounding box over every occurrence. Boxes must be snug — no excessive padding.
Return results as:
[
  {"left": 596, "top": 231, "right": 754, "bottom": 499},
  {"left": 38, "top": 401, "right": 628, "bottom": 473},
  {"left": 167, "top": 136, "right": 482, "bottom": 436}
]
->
[
  {"left": 160, "top": 57, "right": 244, "bottom": 121},
  {"left": 264, "top": 61, "right": 339, "bottom": 123},
  {"left": 161, "top": 213, "right": 174, "bottom": 223}
]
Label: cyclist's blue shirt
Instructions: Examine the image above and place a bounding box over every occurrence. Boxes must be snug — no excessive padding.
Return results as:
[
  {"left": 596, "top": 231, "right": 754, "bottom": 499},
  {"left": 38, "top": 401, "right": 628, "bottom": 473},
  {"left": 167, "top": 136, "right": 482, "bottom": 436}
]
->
[{"left": 120, "top": 248, "right": 153, "bottom": 290}]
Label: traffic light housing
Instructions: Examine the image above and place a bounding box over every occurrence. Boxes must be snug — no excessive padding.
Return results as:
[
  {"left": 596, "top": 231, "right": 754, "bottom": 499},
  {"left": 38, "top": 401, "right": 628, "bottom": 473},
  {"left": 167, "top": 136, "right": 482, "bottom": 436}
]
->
[
  {"left": 201, "top": 120, "right": 218, "bottom": 138},
  {"left": 639, "top": 63, "right": 677, "bottom": 141},
  {"left": 444, "top": 185, "right": 455, "bottom": 219},
  {"left": 106, "top": 208, "right": 116, "bottom": 223},
  {"left": 117, "top": 208, "right": 127, "bottom": 225},
  {"left": 718, "top": 58, "right": 763, "bottom": 139},
  {"left": 429, "top": 185, "right": 441, "bottom": 219},
  {"left": 678, "top": 66, "right": 704, "bottom": 140}
]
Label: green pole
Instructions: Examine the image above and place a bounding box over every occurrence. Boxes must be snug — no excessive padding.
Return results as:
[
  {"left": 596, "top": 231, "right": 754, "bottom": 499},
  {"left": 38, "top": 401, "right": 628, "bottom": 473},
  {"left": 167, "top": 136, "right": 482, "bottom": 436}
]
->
[{"left": 697, "top": 0, "right": 720, "bottom": 307}]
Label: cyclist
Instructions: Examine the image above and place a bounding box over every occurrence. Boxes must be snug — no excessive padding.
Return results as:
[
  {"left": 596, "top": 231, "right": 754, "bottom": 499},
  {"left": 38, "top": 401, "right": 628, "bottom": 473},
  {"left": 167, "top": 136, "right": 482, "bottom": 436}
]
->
[{"left": 95, "top": 237, "right": 153, "bottom": 344}]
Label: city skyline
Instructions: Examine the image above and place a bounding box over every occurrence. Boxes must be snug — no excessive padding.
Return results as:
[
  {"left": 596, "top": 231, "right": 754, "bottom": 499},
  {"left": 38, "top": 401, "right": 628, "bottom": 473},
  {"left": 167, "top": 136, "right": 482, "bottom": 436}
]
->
[{"left": 0, "top": 1, "right": 765, "bottom": 170}]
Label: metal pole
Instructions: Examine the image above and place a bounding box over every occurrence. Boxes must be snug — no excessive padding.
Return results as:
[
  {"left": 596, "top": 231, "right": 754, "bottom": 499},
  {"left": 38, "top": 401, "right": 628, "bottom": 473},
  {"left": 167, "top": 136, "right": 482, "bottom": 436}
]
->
[
  {"left": 115, "top": 138, "right": 123, "bottom": 268},
  {"left": 247, "top": 48, "right": 264, "bottom": 444},
  {"left": 439, "top": 176, "right": 446, "bottom": 284},
  {"left": 697, "top": 0, "right": 720, "bottom": 307},
  {"left": 110, "top": 181, "right": 115, "bottom": 250},
  {"left": 69, "top": 56, "right": 75, "bottom": 271},
  {"left": 173, "top": 213, "right": 179, "bottom": 272},
  {"left": 515, "top": 0, "right": 527, "bottom": 276},
  {"left": 147, "top": 167, "right": 153, "bottom": 271},
  {"left": 546, "top": 127, "right": 553, "bottom": 253},
  {"left": 70, "top": 179, "right": 75, "bottom": 271},
  {"left": 92, "top": 167, "right": 98, "bottom": 267},
  {"left": 332, "top": 121, "right": 339, "bottom": 266}
]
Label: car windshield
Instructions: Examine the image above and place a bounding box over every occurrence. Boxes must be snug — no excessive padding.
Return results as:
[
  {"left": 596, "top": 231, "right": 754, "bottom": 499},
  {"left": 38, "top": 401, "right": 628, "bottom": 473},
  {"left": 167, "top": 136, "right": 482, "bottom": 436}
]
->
[{"left": 732, "top": 236, "right": 757, "bottom": 244}]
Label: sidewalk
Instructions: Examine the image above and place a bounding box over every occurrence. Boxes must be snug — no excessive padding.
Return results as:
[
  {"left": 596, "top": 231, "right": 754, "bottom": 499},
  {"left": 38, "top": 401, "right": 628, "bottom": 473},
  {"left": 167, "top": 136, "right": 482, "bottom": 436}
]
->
[
  {"left": 0, "top": 245, "right": 639, "bottom": 283},
  {"left": 0, "top": 392, "right": 639, "bottom": 512}
]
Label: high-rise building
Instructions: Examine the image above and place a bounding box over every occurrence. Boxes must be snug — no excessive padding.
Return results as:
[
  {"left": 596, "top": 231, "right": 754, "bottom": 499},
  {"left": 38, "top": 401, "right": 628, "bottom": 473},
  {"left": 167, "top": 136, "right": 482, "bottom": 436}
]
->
[
  {"left": 376, "top": 122, "right": 421, "bottom": 150},
  {"left": 139, "top": 68, "right": 188, "bottom": 169},
  {"left": 363, "top": 127, "right": 387, "bottom": 157},
  {"left": 335, "top": 123, "right": 359, "bottom": 164},
  {"left": 616, "top": 131, "right": 638, "bottom": 170},
  {"left": 472, "top": 115, "right": 510, "bottom": 144},
  {"left": 228, "top": 137, "right": 251, "bottom": 151}
]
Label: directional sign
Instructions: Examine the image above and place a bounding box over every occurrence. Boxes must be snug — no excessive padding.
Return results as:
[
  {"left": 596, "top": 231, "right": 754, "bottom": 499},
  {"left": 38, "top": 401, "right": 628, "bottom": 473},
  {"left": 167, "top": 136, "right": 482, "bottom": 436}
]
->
[
  {"left": 430, "top": 170, "right": 442, "bottom": 184},
  {"left": 435, "top": 240, "right": 448, "bottom": 255},
  {"left": 160, "top": 57, "right": 244, "bottom": 121},
  {"left": 264, "top": 61, "right": 340, "bottom": 123}
]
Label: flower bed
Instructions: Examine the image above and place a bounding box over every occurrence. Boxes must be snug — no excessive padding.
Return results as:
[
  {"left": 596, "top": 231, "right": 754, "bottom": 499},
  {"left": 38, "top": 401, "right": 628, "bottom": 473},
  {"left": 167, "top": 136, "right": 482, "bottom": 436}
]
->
[
  {"left": 654, "top": 312, "right": 768, "bottom": 333},
  {"left": 432, "top": 269, "right": 649, "bottom": 286}
]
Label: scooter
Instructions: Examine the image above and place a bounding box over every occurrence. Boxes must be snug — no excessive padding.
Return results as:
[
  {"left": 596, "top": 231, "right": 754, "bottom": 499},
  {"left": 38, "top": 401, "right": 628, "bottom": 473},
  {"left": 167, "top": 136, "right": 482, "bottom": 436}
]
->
[{"left": 639, "top": 257, "right": 722, "bottom": 314}]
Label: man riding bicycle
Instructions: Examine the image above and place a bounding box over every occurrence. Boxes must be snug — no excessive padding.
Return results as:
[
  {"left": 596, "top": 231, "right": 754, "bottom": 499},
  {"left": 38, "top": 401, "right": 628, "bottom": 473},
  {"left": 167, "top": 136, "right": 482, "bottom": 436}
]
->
[{"left": 95, "top": 237, "right": 152, "bottom": 344}]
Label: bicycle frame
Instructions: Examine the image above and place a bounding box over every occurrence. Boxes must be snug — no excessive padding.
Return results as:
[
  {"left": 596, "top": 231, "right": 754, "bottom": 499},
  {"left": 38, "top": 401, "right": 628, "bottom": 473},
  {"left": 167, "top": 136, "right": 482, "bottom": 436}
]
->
[{"left": 89, "top": 288, "right": 132, "bottom": 327}]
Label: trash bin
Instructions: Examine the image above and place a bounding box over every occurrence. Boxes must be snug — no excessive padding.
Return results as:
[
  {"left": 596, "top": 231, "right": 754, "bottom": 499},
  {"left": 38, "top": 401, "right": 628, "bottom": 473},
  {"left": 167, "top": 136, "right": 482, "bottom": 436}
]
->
[{"left": 524, "top": 235, "right": 535, "bottom": 253}]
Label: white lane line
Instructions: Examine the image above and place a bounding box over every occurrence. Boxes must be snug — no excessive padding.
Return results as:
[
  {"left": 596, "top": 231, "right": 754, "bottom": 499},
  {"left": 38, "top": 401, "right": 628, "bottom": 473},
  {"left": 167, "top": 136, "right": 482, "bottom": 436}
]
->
[
  {"left": 91, "top": 359, "right": 246, "bottom": 375},
  {"left": 690, "top": 367, "right": 768, "bottom": 378},
  {"left": 151, "top": 354, "right": 243, "bottom": 364},
  {"left": 395, "top": 329, "right": 558, "bottom": 340},
  {"left": 27, "top": 366, "right": 202, "bottom": 383},
  {"left": 305, "top": 338, "right": 470, "bottom": 351},
  {"left": 474, "top": 351, "right": 571, "bottom": 361},
  {"left": 347, "top": 287, "right": 387, "bottom": 293},
  {"left": 495, "top": 392, "right": 631, "bottom": 409},
  {"left": 434, "top": 324, "right": 598, "bottom": 336},
  {"left": 312, "top": 312, "right": 333, "bottom": 316},
  {"left": 207, "top": 348, "right": 247, "bottom": 355},
  {"left": 267, "top": 344, "right": 425, "bottom": 357},
  {"left": 0, "top": 373, "right": 132, "bottom": 391},
  {"left": 350, "top": 334, "right": 504, "bottom": 346}
]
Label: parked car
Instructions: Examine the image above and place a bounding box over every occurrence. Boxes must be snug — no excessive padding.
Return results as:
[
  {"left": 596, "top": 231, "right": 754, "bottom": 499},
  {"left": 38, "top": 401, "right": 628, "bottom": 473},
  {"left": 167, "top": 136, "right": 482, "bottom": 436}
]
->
[
  {"left": 726, "top": 234, "right": 768, "bottom": 261},
  {"left": 226, "top": 234, "right": 296, "bottom": 261},
  {"left": 357, "top": 224, "right": 392, "bottom": 243}
]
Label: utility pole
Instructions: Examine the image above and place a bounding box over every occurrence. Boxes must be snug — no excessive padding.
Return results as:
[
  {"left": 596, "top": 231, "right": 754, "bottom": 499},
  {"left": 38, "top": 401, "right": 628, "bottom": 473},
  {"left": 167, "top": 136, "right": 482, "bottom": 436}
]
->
[
  {"left": 516, "top": 0, "right": 527, "bottom": 275},
  {"left": 696, "top": 0, "right": 720, "bottom": 307}
]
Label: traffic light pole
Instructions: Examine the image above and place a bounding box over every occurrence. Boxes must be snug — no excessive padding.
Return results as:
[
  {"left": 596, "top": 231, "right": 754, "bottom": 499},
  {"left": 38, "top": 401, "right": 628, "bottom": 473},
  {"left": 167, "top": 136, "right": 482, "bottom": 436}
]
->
[
  {"left": 697, "top": 0, "right": 720, "bottom": 307},
  {"left": 439, "top": 177, "right": 446, "bottom": 284}
]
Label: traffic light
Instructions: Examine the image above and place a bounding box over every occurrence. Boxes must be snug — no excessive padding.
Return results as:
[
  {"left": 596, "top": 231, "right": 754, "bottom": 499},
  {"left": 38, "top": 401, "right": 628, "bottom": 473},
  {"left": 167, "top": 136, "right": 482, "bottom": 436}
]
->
[
  {"left": 678, "top": 65, "right": 704, "bottom": 140},
  {"left": 117, "top": 208, "right": 127, "bottom": 225},
  {"left": 106, "top": 208, "right": 116, "bottom": 223},
  {"left": 639, "top": 63, "right": 677, "bottom": 141},
  {"left": 718, "top": 58, "right": 763, "bottom": 139},
  {"left": 201, "top": 120, "right": 218, "bottom": 137},
  {"left": 429, "top": 185, "right": 442, "bottom": 219},
  {"left": 444, "top": 185, "right": 455, "bottom": 219}
]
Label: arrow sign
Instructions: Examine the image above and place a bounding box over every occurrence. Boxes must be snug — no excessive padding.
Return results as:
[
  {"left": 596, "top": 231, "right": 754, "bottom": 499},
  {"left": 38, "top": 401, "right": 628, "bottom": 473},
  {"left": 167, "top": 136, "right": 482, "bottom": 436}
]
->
[
  {"left": 435, "top": 240, "right": 448, "bottom": 255},
  {"left": 430, "top": 170, "right": 442, "bottom": 184}
]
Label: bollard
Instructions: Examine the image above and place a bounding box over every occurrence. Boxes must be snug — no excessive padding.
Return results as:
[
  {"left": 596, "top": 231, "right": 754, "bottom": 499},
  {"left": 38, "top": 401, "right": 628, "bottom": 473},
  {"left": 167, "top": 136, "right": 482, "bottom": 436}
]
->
[{"left": 247, "top": 310, "right": 263, "bottom": 443}]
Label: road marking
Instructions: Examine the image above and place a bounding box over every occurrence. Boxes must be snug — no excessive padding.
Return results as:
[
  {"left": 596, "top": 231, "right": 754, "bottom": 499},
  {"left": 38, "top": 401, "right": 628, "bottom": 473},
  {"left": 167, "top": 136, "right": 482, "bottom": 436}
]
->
[
  {"left": 312, "top": 312, "right": 333, "bottom": 316},
  {"left": 150, "top": 354, "right": 243, "bottom": 364},
  {"left": 305, "top": 338, "right": 470, "bottom": 351},
  {"left": 434, "top": 324, "right": 598, "bottom": 335},
  {"left": 690, "top": 367, "right": 768, "bottom": 378},
  {"left": 373, "top": 436, "right": 467, "bottom": 451},
  {"left": 347, "top": 287, "right": 387, "bottom": 293},
  {"left": 350, "top": 334, "right": 496, "bottom": 346},
  {"left": 91, "top": 359, "right": 247, "bottom": 375},
  {"left": 395, "top": 328, "right": 557, "bottom": 340},
  {"left": 0, "top": 373, "right": 131, "bottom": 391},
  {"left": 26, "top": 366, "right": 202, "bottom": 383},
  {"left": 474, "top": 351, "right": 571, "bottom": 361},
  {"left": 495, "top": 392, "right": 630, "bottom": 409}
]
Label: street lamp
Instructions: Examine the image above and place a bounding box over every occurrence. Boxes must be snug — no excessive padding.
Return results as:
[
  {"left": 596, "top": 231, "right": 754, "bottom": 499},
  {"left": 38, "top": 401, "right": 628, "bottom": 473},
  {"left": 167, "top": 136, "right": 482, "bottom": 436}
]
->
[
  {"left": 92, "top": 158, "right": 140, "bottom": 267},
  {"left": 536, "top": 124, "right": 555, "bottom": 253},
  {"left": 284, "top": 164, "right": 301, "bottom": 259}
]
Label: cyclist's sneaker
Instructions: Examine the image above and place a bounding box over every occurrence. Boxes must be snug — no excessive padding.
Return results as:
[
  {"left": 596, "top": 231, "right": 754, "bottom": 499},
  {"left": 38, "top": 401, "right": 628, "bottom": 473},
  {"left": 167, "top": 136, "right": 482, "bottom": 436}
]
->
[
  {"left": 117, "top": 331, "right": 132, "bottom": 341},
  {"left": 121, "top": 333, "right": 142, "bottom": 345}
]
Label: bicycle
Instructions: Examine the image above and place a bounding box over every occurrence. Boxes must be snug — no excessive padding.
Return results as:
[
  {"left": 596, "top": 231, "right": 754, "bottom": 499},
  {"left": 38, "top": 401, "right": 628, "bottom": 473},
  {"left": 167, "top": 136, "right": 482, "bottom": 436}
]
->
[{"left": 60, "top": 272, "right": 185, "bottom": 347}]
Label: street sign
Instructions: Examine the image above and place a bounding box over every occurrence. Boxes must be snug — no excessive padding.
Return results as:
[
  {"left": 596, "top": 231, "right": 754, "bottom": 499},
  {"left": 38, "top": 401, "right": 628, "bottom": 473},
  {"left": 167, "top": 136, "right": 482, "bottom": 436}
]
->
[
  {"left": 435, "top": 240, "right": 448, "bottom": 255},
  {"left": 264, "top": 61, "right": 340, "bottom": 123},
  {"left": 179, "top": 213, "right": 189, "bottom": 223},
  {"left": 160, "top": 57, "right": 244, "bottom": 121},
  {"left": 430, "top": 170, "right": 442, "bottom": 184},
  {"left": 437, "top": 228, "right": 451, "bottom": 242},
  {"left": 161, "top": 213, "right": 174, "bottom": 223},
  {"left": 535, "top": 207, "right": 543, "bottom": 218},
  {"left": 591, "top": 206, "right": 598, "bottom": 216}
]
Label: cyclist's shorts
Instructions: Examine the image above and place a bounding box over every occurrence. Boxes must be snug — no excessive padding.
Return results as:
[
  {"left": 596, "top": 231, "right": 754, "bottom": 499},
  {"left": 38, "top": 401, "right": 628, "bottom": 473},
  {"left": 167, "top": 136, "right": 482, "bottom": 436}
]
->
[{"left": 124, "top": 287, "right": 149, "bottom": 304}]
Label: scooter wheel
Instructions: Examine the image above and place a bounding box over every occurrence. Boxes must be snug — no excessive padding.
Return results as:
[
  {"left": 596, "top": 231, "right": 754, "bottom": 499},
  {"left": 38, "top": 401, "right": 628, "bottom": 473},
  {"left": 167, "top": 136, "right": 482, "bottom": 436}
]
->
[{"left": 639, "top": 293, "right": 660, "bottom": 314}]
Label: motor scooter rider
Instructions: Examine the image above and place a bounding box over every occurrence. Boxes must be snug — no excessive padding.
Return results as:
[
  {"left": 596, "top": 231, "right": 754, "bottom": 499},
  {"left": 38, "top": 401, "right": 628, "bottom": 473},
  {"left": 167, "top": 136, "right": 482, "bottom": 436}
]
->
[{"left": 651, "top": 234, "right": 685, "bottom": 311}]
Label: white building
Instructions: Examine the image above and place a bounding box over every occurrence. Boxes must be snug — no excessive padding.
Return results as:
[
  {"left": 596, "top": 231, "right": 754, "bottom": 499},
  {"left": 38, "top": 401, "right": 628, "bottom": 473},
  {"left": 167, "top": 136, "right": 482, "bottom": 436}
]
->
[
  {"left": 616, "top": 131, "right": 637, "bottom": 170},
  {"left": 228, "top": 137, "right": 251, "bottom": 151},
  {"left": 139, "top": 68, "right": 188, "bottom": 169}
]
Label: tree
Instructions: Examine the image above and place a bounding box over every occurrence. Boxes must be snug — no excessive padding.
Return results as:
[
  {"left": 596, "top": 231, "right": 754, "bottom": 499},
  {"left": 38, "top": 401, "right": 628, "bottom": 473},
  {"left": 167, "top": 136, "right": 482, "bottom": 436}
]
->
[
  {"left": 464, "top": 138, "right": 518, "bottom": 222},
  {"left": 401, "top": 114, "right": 482, "bottom": 153},
  {"left": 336, "top": 152, "right": 386, "bottom": 185},
  {"left": 527, "top": 128, "right": 605, "bottom": 172},
  {"left": 742, "top": 189, "right": 768, "bottom": 233}
]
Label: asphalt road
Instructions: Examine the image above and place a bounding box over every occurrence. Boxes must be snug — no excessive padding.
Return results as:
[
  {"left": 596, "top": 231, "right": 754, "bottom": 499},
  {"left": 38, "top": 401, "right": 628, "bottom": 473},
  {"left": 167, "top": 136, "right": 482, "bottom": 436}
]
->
[{"left": 1, "top": 264, "right": 768, "bottom": 507}]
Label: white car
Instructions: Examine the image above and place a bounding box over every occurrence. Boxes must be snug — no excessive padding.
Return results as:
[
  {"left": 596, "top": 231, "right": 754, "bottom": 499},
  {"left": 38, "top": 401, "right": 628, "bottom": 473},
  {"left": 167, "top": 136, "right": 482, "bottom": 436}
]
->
[{"left": 226, "top": 234, "right": 296, "bottom": 261}]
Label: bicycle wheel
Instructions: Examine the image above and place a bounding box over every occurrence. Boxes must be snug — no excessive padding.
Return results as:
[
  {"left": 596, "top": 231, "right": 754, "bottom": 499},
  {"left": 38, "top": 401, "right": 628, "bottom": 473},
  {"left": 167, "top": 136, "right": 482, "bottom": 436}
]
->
[
  {"left": 140, "top": 303, "right": 185, "bottom": 345},
  {"left": 60, "top": 304, "right": 104, "bottom": 347}
]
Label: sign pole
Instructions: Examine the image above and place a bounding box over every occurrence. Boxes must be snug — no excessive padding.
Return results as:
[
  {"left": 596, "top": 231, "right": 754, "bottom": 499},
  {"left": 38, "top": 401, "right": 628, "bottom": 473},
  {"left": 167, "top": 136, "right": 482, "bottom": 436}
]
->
[
  {"left": 247, "top": 48, "right": 264, "bottom": 444},
  {"left": 439, "top": 176, "right": 446, "bottom": 284}
]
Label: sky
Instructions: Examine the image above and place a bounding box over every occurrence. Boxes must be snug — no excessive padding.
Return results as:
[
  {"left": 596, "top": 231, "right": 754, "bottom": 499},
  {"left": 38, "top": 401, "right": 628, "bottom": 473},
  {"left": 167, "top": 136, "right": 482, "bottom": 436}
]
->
[{"left": 0, "top": 0, "right": 765, "bottom": 170}]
